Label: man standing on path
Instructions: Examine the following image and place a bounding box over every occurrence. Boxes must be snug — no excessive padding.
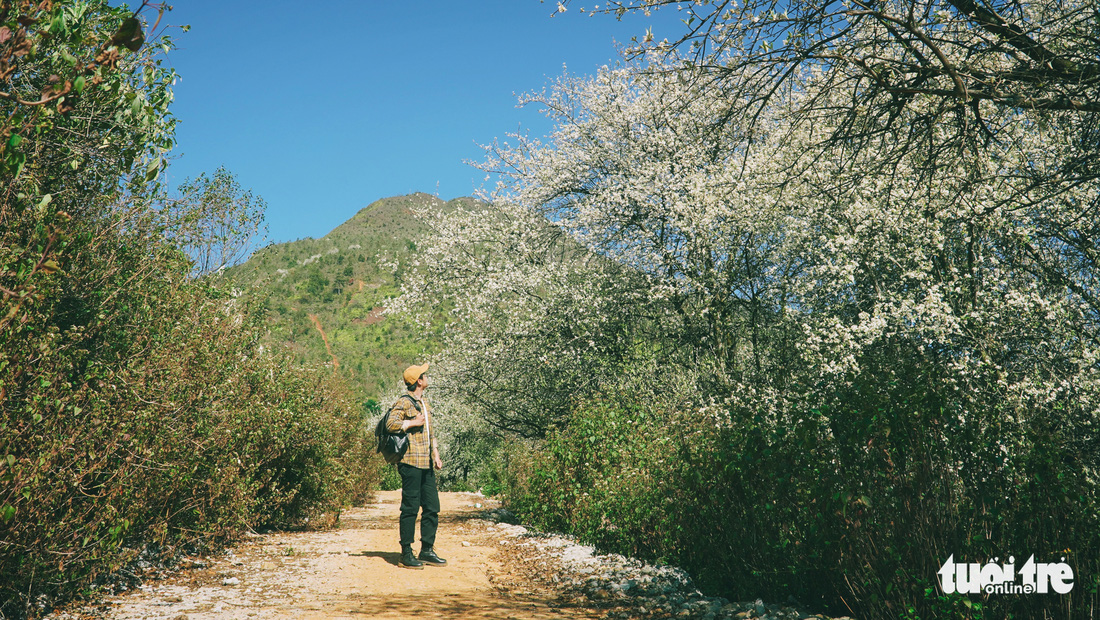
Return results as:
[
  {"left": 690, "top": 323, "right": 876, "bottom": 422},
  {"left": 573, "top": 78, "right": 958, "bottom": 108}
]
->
[{"left": 386, "top": 363, "right": 447, "bottom": 569}]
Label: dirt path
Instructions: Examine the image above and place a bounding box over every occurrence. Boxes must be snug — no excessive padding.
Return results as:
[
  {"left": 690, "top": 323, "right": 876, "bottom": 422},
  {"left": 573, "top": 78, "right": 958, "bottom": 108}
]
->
[
  {"left": 49, "top": 491, "right": 601, "bottom": 620},
  {"left": 306, "top": 313, "right": 339, "bottom": 370}
]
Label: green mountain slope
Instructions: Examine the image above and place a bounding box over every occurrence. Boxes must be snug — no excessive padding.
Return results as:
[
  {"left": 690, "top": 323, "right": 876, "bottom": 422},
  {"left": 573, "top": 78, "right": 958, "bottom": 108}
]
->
[{"left": 227, "top": 193, "right": 470, "bottom": 401}]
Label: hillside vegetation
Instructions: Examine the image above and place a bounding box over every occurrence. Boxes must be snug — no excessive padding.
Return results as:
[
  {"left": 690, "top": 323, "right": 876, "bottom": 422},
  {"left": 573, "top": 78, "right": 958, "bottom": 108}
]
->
[{"left": 226, "top": 193, "right": 472, "bottom": 401}]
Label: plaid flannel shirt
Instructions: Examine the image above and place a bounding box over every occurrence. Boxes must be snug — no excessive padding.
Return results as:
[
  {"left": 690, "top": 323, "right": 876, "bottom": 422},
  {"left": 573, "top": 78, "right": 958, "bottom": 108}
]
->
[{"left": 385, "top": 394, "right": 436, "bottom": 469}]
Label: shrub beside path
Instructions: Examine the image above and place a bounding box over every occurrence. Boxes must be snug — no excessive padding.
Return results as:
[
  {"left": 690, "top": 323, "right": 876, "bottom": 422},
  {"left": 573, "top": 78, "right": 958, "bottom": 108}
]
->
[{"left": 46, "top": 492, "right": 844, "bottom": 620}]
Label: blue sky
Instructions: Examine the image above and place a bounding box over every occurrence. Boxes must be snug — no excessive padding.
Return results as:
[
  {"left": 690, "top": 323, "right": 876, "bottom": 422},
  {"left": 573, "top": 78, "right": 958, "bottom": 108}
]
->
[{"left": 162, "top": 1, "right": 679, "bottom": 243}]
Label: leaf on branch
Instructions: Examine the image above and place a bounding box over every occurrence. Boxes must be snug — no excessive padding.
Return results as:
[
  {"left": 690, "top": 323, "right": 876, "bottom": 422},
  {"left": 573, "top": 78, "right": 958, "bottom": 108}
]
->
[{"left": 109, "top": 17, "right": 144, "bottom": 53}]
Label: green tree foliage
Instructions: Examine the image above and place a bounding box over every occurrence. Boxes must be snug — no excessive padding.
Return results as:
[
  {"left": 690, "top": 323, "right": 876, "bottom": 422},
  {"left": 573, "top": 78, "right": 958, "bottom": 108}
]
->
[
  {"left": 0, "top": 3, "right": 380, "bottom": 616},
  {"left": 1, "top": 0, "right": 176, "bottom": 331},
  {"left": 1, "top": 1, "right": 167, "bottom": 185},
  {"left": 168, "top": 166, "right": 268, "bottom": 277}
]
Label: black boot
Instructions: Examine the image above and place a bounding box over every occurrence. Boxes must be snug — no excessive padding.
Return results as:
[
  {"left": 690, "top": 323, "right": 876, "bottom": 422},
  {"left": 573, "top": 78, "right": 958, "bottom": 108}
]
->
[
  {"left": 400, "top": 544, "right": 424, "bottom": 569},
  {"left": 418, "top": 545, "right": 447, "bottom": 566}
]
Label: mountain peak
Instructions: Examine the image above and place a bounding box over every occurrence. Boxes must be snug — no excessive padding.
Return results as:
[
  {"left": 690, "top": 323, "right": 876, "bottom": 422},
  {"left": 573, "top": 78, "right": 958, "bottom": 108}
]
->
[{"left": 228, "top": 194, "right": 475, "bottom": 398}]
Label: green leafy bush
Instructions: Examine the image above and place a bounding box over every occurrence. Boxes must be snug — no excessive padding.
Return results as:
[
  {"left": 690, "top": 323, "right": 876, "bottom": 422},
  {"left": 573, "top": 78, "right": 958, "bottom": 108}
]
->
[
  {"left": 502, "top": 360, "right": 1099, "bottom": 619},
  {"left": 0, "top": 4, "right": 382, "bottom": 616},
  {"left": 0, "top": 213, "right": 382, "bottom": 615}
]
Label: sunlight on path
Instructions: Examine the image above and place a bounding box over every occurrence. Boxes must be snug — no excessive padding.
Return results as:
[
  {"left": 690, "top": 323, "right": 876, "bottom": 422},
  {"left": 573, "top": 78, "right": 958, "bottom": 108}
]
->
[{"left": 50, "top": 491, "right": 598, "bottom": 620}]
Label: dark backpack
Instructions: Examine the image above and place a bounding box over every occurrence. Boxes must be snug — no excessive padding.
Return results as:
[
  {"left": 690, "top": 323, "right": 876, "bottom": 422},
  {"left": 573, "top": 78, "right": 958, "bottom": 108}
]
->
[{"left": 374, "top": 395, "right": 419, "bottom": 464}]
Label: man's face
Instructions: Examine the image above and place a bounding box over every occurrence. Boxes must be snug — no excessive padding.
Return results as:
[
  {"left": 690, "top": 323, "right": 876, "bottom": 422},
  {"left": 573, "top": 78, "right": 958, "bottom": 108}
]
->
[{"left": 419, "top": 373, "right": 429, "bottom": 389}]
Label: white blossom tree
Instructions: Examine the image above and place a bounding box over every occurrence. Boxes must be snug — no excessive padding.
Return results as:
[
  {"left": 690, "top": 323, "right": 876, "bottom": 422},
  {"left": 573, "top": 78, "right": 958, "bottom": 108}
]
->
[
  {"left": 394, "top": 53, "right": 1098, "bottom": 435},
  {"left": 571, "top": 0, "right": 1100, "bottom": 330},
  {"left": 390, "top": 5, "right": 1099, "bottom": 614}
]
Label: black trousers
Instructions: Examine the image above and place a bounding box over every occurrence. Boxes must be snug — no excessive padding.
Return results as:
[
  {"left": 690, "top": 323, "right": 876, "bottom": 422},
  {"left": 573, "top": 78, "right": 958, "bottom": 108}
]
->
[{"left": 398, "top": 463, "right": 439, "bottom": 548}]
